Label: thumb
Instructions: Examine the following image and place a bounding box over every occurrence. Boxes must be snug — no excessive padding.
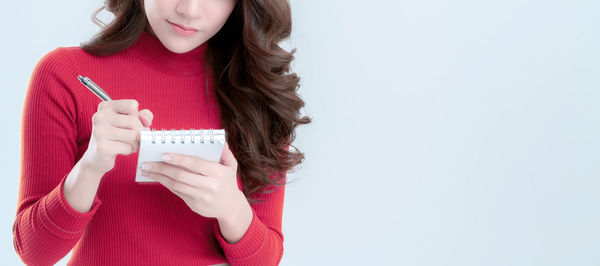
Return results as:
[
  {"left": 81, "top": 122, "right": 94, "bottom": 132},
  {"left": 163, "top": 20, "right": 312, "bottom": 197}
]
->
[
  {"left": 138, "top": 109, "right": 154, "bottom": 128},
  {"left": 220, "top": 142, "right": 237, "bottom": 168}
]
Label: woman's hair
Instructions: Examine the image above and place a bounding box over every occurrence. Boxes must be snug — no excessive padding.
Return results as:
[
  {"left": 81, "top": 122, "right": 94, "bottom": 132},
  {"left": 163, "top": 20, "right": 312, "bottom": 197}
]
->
[{"left": 82, "top": 0, "right": 311, "bottom": 204}]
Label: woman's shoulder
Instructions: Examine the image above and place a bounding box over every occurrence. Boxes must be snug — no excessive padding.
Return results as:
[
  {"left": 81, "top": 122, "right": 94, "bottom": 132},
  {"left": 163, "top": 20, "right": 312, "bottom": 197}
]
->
[
  {"left": 61, "top": 45, "right": 130, "bottom": 64},
  {"left": 36, "top": 41, "right": 131, "bottom": 67},
  {"left": 32, "top": 46, "right": 95, "bottom": 76},
  {"left": 27, "top": 47, "right": 80, "bottom": 92},
  {"left": 29, "top": 44, "right": 129, "bottom": 94},
  {"left": 33, "top": 45, "right": 133, "bottom": 79},
  {"left": 33, "top": 46, "right": 75, "bottom": 72}
]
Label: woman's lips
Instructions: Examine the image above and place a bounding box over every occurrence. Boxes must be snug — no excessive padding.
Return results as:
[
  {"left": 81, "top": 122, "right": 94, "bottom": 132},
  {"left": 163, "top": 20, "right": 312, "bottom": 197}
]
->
[{"left": 168, "top": 21, "right": 197, "bottom": 36}]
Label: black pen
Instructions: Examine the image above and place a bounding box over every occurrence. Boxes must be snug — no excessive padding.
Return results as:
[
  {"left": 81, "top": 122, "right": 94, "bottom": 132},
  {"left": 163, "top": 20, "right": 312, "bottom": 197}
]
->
[{"left": 78, "top": 75, "right": 112, "bottom": 101}]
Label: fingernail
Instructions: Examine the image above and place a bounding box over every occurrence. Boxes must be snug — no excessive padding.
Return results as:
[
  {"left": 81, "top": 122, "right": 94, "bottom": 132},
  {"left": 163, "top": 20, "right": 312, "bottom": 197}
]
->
[
  {"left": 141, "top": 118, "right": 150, "bottom": 127},
  {"left": 162, "top": 154, "right": 173, "bottom": 162},
  {"left": 142, "top": 163, "right": 152, "bottom": 170}
]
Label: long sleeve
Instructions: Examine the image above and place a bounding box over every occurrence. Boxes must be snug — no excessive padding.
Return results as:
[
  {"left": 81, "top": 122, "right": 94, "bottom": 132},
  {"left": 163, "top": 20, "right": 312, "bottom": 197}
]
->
[
  {"left": 213, "top": 176, "right": 286, "bottom": 266},
  {"left": 213, "top": 146, "right": 289, "bottom": 266},
  {"left": 12, "top": 47, "right": 103, "bottom": 265}
]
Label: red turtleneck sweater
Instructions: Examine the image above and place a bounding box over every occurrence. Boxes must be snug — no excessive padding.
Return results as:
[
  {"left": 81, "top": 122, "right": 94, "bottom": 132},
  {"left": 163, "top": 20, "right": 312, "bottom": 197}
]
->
[{"left": 13, "top": 31, "right": 286, "bottom": 266}]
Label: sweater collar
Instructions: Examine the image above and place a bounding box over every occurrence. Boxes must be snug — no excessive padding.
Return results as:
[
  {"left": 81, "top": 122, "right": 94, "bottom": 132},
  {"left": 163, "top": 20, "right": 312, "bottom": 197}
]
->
[{"left": 128, "top": 30, "right": 207, "bottom": 76}]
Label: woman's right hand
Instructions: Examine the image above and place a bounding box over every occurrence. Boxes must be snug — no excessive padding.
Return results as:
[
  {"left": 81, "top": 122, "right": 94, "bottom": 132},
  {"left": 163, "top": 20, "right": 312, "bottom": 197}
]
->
[{"left": 80, "top": 99, "right": 154, "bottom": 176}]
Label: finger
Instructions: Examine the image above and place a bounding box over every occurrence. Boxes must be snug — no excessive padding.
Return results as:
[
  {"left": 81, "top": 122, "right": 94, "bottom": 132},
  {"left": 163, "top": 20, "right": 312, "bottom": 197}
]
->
[
  {"left": 98, "top": 138, "right": 134, "bottom": 156},
  {"left": 105, "top": 99, "right": 139, "bottom": 115},
  {"left": 107, "top": 112, "right": 144, "bottom": 131},
  {"left": 106, "top": 127, "right": 139, "bottom": 153},
  {"left": 138, "top": 109, "right": 153, "bottom": 127},
  {"left": 219, "top": 142, "right": 237, "bottom": 168},
  {"left": 139, "top": 116, "right": 150, "bottom": 128},
  {"left": 141, "top": 170, "right": 197, "bottom": 197},
  {"left": 162, "top": 153, "right": 223, "bottom": 177},
  {"left": 143, "top": 162, "right": 212, "bottom": 188}
]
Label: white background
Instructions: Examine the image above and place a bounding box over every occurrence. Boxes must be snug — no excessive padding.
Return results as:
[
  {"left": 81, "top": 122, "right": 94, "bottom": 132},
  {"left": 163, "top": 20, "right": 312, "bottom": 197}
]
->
[{"left": 1, "top": 0, "right": 599, "bottom": 265}]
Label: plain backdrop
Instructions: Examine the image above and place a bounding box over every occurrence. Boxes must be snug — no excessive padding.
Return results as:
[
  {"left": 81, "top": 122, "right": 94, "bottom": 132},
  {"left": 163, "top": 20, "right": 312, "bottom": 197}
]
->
[{"left": 1, "top": 0, "right": 599, "bottom": 265}]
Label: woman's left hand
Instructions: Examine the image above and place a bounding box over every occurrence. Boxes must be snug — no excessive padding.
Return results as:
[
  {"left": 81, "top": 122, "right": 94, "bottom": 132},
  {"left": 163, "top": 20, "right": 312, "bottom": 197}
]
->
[{"left": 141, "top": 142, "right": 247, "bottom": 221}]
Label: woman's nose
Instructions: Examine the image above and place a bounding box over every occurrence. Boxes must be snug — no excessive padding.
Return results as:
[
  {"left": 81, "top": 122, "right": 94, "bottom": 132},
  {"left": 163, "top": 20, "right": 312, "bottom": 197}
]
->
[{"left": 175, "top": 0, "right": 204, "bottom": 19}]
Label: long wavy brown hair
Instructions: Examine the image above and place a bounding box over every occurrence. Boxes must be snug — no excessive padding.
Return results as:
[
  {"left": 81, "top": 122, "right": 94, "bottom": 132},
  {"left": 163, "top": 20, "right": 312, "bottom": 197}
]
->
[{"left": 81, "top": 0, "right": 311, "bottom": 204}]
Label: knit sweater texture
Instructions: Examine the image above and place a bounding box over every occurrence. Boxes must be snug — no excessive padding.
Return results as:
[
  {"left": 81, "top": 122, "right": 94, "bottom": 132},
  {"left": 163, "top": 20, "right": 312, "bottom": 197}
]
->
[{"left": 13, "top": 30, "right": 286, "bottom": 266}]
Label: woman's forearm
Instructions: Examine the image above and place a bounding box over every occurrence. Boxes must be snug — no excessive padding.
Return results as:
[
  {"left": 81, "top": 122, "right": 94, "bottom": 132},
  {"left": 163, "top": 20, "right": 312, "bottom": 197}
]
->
[{"left": 63, "top": 161, "right": 104, "bottom": 213}]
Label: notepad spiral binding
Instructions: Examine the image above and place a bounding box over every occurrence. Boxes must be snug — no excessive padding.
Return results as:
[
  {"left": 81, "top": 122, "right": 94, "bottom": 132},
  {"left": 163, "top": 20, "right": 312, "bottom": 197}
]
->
[{"left": 144, "top": 128, "right": 226, "bottom": 144}]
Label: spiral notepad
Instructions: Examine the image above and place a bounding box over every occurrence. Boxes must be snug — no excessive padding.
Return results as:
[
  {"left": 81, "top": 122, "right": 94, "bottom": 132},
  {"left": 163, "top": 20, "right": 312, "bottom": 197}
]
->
[{"left": 135, "top": 128, "right": 227, "bottom": 183}]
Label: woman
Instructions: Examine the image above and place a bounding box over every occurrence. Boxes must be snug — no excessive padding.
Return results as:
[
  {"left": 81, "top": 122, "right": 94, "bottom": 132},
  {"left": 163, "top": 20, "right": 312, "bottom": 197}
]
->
[{"left": 12, "top": 0, "right": 310, "bottom": 265}]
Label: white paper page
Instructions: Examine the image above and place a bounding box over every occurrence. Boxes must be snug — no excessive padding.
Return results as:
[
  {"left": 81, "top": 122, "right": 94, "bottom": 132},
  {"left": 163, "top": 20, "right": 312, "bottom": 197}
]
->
[{"left": 135, "top": 129, "right": 226, "bottom": 182}]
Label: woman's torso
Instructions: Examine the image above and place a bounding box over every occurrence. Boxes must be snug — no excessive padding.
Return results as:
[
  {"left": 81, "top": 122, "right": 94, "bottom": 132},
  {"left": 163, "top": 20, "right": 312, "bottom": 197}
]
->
[{"left": 65, "top": 46, "right": 232, "bottom": 265}]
